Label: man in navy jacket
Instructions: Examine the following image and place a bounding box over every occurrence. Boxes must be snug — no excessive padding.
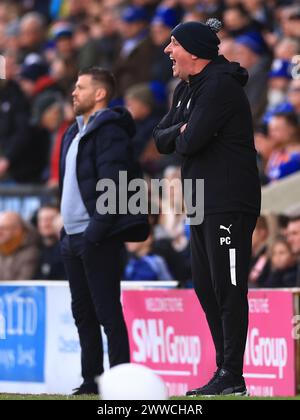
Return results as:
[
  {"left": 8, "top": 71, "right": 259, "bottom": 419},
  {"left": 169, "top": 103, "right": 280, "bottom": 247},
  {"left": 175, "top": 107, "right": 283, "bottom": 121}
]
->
[{"left": 59, "top": 67, "right": 149, "bottom": 395}]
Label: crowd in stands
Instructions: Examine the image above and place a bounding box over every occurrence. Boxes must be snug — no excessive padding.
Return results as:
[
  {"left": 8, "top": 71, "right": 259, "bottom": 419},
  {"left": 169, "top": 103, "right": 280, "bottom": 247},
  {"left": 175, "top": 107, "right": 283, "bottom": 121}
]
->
[
  {"left": 250, "top": 213, "right": 300, "bottom": 287},
  {"left": 0, "top": 0, "right": 300, "bottom": 285}
]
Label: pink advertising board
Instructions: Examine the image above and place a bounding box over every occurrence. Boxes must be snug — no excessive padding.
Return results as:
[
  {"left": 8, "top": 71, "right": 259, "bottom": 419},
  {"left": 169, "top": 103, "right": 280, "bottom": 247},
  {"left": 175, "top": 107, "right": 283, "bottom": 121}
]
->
[
  {"left": 123, "top": 290, "right": 215, "bottom": 397},
  {"left": 122, "top": 289, "right": 296, "bottom": 397},
  {"left": 245, "top": 290, "right": 295, "bottom": 397}
]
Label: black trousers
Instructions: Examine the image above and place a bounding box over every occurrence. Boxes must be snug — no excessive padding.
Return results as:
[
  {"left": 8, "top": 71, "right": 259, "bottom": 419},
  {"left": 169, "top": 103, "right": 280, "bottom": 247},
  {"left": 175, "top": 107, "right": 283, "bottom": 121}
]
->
[
  {"left": 60, "top": 233, "right": 130, "bottom": 383},
  {"left": 190, "top": 213, "right": 257, "bottom": 376}
]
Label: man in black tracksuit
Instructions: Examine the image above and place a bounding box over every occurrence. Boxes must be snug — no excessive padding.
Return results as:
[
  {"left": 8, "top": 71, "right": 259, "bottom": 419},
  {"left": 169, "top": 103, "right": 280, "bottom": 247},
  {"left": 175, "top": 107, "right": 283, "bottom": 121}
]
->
[{"left": 153, "top": 20, "right": 261, "bottom": 396}]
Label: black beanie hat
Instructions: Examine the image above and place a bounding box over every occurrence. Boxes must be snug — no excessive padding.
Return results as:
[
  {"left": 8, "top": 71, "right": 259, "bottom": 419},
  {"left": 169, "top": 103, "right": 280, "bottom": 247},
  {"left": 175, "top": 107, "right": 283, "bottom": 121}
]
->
[{"left": 171, "top": 18, "right": 222, "bottom": 60}]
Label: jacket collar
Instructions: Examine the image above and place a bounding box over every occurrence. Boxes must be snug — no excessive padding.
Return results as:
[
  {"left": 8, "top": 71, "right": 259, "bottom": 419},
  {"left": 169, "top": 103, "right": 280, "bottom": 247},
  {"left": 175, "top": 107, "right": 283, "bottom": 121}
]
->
[
  {"left": 76, "top": 108, "right": 108, "bottom": 136},
  {"left": 188, "top": 55, "right": 226, "bottom": 87}
]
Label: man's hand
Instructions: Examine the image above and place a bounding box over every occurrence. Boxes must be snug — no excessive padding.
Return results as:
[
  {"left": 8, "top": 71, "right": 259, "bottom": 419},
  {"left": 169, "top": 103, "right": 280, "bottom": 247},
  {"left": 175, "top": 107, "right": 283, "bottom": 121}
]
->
[
  {"left": 180, "top": 123, "right": 187, "bottom": 133},
  {"left": 0, "top": 157, "right": 10, "bottom": 177}
]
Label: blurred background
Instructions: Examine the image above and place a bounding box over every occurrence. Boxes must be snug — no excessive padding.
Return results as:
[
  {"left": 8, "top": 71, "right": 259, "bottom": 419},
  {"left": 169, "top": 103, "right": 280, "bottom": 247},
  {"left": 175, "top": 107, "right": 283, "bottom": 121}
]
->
[{"left": 0, "top": 0, "right": 299, "bottom": 289}]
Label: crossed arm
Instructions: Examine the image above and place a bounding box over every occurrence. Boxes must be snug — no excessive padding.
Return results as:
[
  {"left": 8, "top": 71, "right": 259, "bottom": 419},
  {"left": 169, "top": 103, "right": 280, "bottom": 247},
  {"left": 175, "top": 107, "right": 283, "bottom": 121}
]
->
[{"left": 154, "top": 80, "right": 233, "bottom": 157}]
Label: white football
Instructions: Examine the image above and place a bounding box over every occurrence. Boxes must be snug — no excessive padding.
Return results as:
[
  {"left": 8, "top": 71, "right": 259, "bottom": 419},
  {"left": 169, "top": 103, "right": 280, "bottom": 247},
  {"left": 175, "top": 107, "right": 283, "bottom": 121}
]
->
[{"left": 98, "top": 363, "right": 168, "bottom": 400}]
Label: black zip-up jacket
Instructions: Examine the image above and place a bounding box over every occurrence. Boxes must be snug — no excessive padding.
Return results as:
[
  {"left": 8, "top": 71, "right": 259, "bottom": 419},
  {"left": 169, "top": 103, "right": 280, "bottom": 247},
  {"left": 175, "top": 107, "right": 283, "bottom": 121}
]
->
[{"left": 153, "top": 55, "right": 261, "bottom": 216}]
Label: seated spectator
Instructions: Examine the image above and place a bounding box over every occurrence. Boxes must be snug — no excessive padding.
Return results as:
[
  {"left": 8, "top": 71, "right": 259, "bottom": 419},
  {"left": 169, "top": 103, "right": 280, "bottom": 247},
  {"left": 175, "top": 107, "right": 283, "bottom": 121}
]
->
[
  {"left": 277, "top": 214, "right": 291, "bottom": 237},
  {"left": 152, "top": 235, "right": 192, "bottom": 288},
  {"left": 48, "top": 99, "right": 74, "bottom": 187},
  {"left": 262, "top": 59, "right": 294, "bottom": 124},
  {"left": 150, "top": 6, "right": 179, "bottom": 84},
  {"left": 124, "top": 232, "right": 173, "bottom": 281},
  {"left": 223, "top": 4, "right": 264, "bottom": 38},
  {"left": 234, "top": 30, "right": 270, "bottom": 122},
  {"left": 274, "top": 37, "right": 299, "bottom": 62},
  {"left": 49, "top": 21, "right": 78, "bottom": 92},
  {"left": 282, "top": 6, "right": 300, "bottom": 38},
  {"left": 74, "top": 8, "right": 121, "bottom": 71},
  {"left": 125, "top": 83, "right": 162, "bottom": 166},
  {"left": 286, "top": 215, "right": 300, "bottom": 286},
  {"left": 249, "top": 215, "right": 270, "bottom": 287},
  {"left": 0, "top": 211, "right": 40, "bottom": 280},
  {"left": 4, "top": 90, "right": 62, "bottom": 184},
  {"left": 254, "top": 124, "right": 273, "bottom": 185},
  {"left": 113, "top": 5, "right": 155, "bottom": 98},
  {"left": 218, "top": 37, "right": 237, "bottom": 62},
  {"left": 287, "top": 79, "right": 300, "bottom": 117},
  {"left": 34, "top": 205, "right": 66, "bottom": 280},
  {"left": 266, "top": 59, "right": 292, "bottom": 110},
  {"left": 18, "top": 12, "right": 47, "bottom": 62},
  {"left": 0, "top": 76, "right": 31, "bottom": 183},
  {"left": 153, "top": 166, "right": 186, "bottom": 241},
  {"left": 149, "top": 166, "right": 192, "bottom": 286},
  {"left": 264, "top": 237, "right": 298, "bottom": 287},
  {"left": 30, "top": 90, "right": 64, "bottom": 181},
  {"left": 242, "top": 0, "right": 274, "bottom": 31},
  {"left": 266, "top": 112, "right": 300, "bottom": 181},
  {"left": 19, "top": 54, "right": 62, "bottom": 100}
]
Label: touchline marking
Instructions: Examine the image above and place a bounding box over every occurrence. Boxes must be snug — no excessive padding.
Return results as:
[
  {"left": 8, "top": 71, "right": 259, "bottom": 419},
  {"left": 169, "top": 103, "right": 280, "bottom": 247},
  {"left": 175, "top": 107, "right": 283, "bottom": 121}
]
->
[
  {"left": 153, "top": 370, "right": 192, "bottom": 376},
  {"left": 244, "top": 373, "right": 277, "bottom": 379}
]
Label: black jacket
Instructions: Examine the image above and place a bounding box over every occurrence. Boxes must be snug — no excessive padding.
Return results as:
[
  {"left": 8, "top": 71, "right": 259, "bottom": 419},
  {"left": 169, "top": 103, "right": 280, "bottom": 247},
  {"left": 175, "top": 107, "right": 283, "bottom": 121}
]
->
[
  {"left": 153, "top": 55, "right": 261, "bottom": 216},
  {"left": 264, "top": 265, "right": 298, "bottom": 288},
  {"left": 59, "top": 107, "right": 149, "bottom": 244},
  {"left": 0, "top": 80, "right": 50, "bottom": 183}
]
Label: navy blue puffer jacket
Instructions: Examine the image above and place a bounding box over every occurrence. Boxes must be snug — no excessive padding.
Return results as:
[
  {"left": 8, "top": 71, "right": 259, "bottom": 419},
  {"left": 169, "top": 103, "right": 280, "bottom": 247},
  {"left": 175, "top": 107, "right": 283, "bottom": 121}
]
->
[{"left": 59, "top": 107, "right": 149, "bottom": 244}]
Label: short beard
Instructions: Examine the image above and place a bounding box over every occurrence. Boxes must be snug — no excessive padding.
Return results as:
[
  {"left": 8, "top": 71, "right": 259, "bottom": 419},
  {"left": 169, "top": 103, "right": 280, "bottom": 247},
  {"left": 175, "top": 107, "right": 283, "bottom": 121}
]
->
[{"left": 73, "top": 101, "right": 94, "bottom": 116}]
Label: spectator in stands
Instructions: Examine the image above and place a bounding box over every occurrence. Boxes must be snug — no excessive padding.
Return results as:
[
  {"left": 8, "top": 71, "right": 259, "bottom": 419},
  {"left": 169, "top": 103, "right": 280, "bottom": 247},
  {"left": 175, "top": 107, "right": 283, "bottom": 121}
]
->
[
  {"left": 124, "top": 232, "right": 173, "bottom": 281},
  {"left": 31, "top": 90, "right": 65, "bottom": 182},
  {"left": 274, "top": 37, "right": 299, "bottom": 61},
  {"left": 266, "top": 112, "right": 300, "bottom": 182},
  {"left": 242, "top": 0, "right": 274, "bottom": 31},
  {"left": 254, "top": 124, "right": 273, "bottom": 185},
  {"left": 249, "top": 215, "right": 270, "bottom": 287},
  {"left": 114, "top": 5, "right": 155, "bottom": 98},
  {"left": 0, "top": 211, "right": 40, "bottom": 280},
  {"left": 76, "top": 8, "right": 121, "bottom": 71},
  {"left": 282, "top": 7, "right": 300, "bottom": 38},
  {"left": 218, "top": 37, "right": 237, "bottom": 62},
  {"left": 262, "top": 58, "right": 294, "bottom": 123},
  {"left": 266, "top": 59, "right": 292, "bottom": 111},
  {"left": 287, "top": 79, "right": 300, "bottom": 117},
  {"left": 153, "top": 166, "right": 186, "bottom": 244},
  {"left": 150, "top": 7, "right": 179, "bottom": 84},
  {"left": 125, "top": 83, "right": 162, "bottom": 164},
  {"left": 264, "top": 236, "right": 298, "bottom": 287},
  {"left": 223, "top": 4, "right": 263, "bottom": 38},
  {"left": 19, "top": 54, "right": 61, "bottom": 100},
  {"left": 48, "top": 99, "right": 75, "bottom": 187},
  {"left": 286, "top": 215, "right": 300, "bottom": 286},
  {"left": 234, "top": 31, "right": 269, "bottom": 122},
  {"left": 34, "top": 205, "right": 65, "bottom": 280},
  {"left": 146, "top": 166, "right": 192, "bottom": 287},
  {"left": 0, "top": 71, "right": 31, "bottom": 183},
  {"left": 4, "top": 90, "right": 62, "bottom": 184},
  {"left": 18, "top": 12, "right": 47, "bottom": 62},
  {"left": 51, "top": 21, "right": 75, "bottom": 62},
  {"left": 50, "top": 21, "right": 78, "bottom": 92}
]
